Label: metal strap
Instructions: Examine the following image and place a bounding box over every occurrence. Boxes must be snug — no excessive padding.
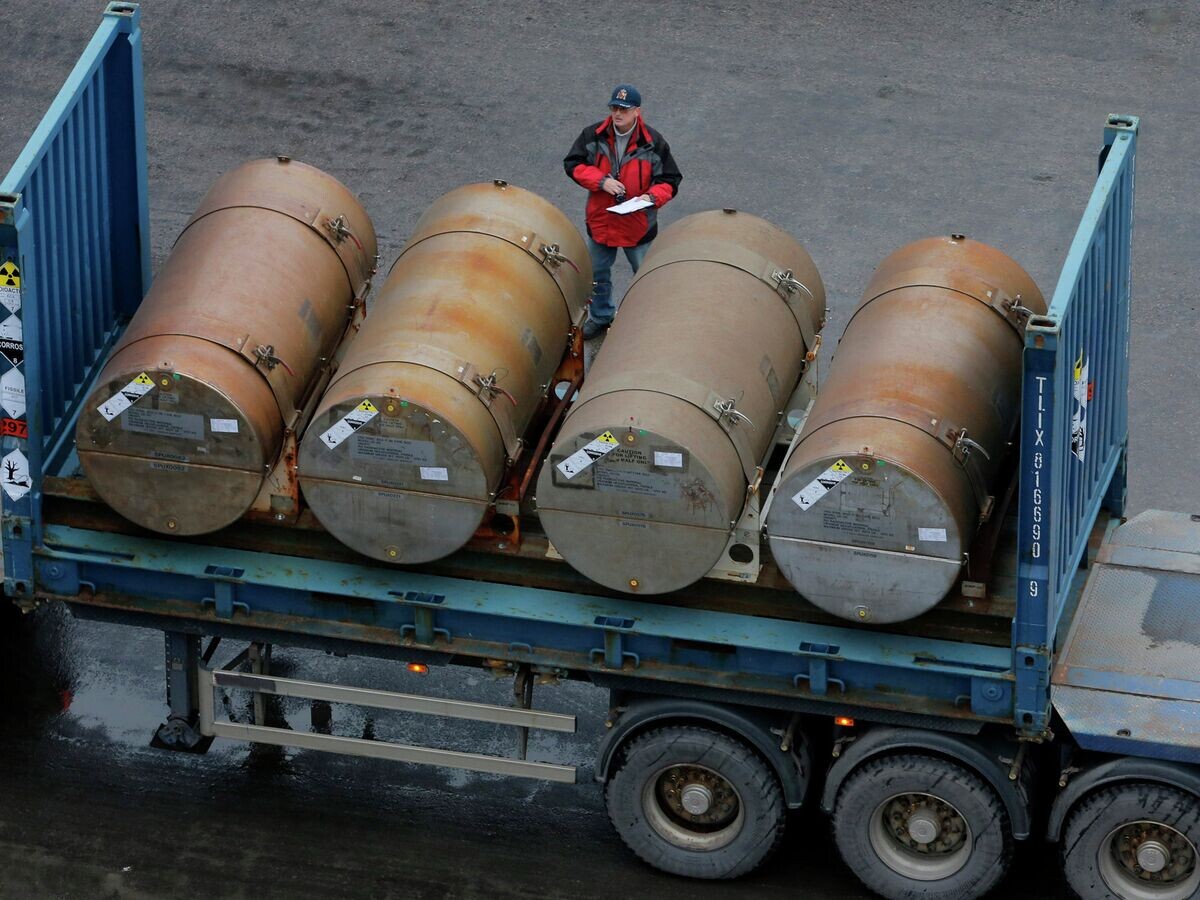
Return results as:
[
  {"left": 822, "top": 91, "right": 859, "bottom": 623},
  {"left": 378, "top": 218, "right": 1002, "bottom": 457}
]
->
[
  {"left": 801, "top": 398, "right": 993, "bottom": 510},
  {"left": 397, "top": 223, "right": 586, "bottom": 325},
  {"left": 627, "top": 239, "right": 819, "bottom": 352},
  {"left": 847, "top": 267, "right": 1031, "bottom": 341},
  {"left": 181, "top": 193, "right": 373, "bottom": 299},
  {"left": 348, "top": 343, "right": 523, "bottom": 461},
  {"left": 117, "top": 316, "right": 300, "bottom": 424},
  {"left": 578, "top": 371, "right": 762, "bottom": 480}
]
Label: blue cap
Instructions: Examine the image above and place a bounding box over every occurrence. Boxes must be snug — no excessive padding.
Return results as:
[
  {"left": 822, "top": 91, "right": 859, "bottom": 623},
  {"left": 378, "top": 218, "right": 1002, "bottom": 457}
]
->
[{"left": 609, "top": 84, "right": 641, "bottom": 108}]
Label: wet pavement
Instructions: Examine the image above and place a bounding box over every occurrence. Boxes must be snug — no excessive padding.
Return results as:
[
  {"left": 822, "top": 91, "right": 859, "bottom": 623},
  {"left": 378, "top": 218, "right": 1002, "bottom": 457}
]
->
[
  {"left": 2, "top": 0, "right": 1199, "bottom": 897},
  {"left": 0, "top": 604, "right": 1069, "bottom": 900}
]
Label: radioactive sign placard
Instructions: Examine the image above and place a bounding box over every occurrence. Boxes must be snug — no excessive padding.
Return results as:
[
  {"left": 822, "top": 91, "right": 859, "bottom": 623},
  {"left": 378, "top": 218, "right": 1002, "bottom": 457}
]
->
[
  {"left": 0, "top": 261, "right": 19, "bottom": 316},
  {"left": 318, "top": 399, "right": 380, "bottom": 450}
]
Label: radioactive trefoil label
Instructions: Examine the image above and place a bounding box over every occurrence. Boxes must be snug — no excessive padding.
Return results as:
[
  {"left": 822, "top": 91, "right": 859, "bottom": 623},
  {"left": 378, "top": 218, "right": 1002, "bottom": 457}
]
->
[
  {"left": 556, "top": 430, "right": 619, "bottom": 479},
  {"left": 1, "top": 448, "right": 31, "bottom": 501},
  {"left": 319, "top": 399, "right": 379, "bottom": 450},
  {"left": 97, "top": 373, "right": 155, "bottom": 422},
  {"left": 791, "top": 458, "right": 853, "bottom": 511}
]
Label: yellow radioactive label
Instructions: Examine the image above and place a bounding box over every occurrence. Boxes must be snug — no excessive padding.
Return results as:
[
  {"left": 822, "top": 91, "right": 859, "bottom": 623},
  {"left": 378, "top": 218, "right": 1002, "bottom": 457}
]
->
[
  {"left": 0, "top": 261, "right": 19, "bottom": 288},
  {"left": 357, "top": 399, "right": 378, "bottom": 413},
  {"left": 132, "top": 372, "right": 154, "bottom": 386},
  {"left": 596, "top": 431, "right": 618, "bottom": 445},
  {"left": 1074, "top": 349, "right": 1084, "bottom": 382},
  {"left": 831, "top": 459, "right": 852, "bottom": 473}
]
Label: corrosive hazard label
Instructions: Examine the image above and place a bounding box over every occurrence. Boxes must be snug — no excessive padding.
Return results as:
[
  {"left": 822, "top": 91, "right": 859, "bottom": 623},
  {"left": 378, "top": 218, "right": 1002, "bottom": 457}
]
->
[
  {"left": 319, "top": 399, "right": 379, "bottom": 450},
  {"left": 556, "top": 430, "right": 619, "bottom": 479},
  {"left": 791, "top": 458, "right": 852, "bottom": 511},
  {"left": 97, "top": 372, "right": 155, "bottom": 422}
]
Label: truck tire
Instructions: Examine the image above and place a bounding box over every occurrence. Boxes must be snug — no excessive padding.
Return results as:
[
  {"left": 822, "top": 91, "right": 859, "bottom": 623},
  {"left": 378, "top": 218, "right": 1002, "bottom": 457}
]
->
[
  {"left": 604, "top": 725, "right": 786, "bottom": 879},
  {"left": 832, "top": 752, "right": 1013, "bottom": 900},
  {"left": 1062, "top": 783, "right": 1200, "bottom": 900}
]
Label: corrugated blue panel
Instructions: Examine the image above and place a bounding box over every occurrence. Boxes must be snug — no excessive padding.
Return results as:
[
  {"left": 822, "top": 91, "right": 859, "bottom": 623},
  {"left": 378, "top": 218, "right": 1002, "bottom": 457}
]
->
[
  {"left": 0, "top": 3, "right": 149, "bottom": 598},
  {"left": 1013, "top": 115, "right": 1138, "bottom": 735}
]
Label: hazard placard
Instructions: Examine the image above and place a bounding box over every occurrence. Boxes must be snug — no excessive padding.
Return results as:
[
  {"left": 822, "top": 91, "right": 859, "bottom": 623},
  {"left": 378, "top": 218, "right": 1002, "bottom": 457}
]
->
[
  {"left": 0, "top": 261, "right": 19, "bottom": 288},
  {"left": 96, "top": 372, "right": 155, "bottom": 421},
  {"left": 0, "top": 260, "right": 20, "bottom": 316},
  {"left": 556, "top": 430, "right": 619, "bottom": 479},
  {"left": 791, "top": 458, "right": 853, "bottom": 511},
  {"left": 318, "top": 398, "right": 380, "bottom": 450}
]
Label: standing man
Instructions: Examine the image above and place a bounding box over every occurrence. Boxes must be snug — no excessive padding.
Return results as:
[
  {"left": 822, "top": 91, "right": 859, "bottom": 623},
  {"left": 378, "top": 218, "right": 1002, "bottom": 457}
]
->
[{"left": 564, "top": 84, "right": 682, "bottom": 339}]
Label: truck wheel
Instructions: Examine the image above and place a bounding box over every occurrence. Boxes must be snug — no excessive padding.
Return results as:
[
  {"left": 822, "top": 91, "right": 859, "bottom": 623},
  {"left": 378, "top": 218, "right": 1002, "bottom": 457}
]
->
[
  {"left": 832, "top": 753, "right": 1012, "bottom": 900},
  {"left": 1062, "top": 783, "right": 1200, "bottom": 900},
  {"left": 604, "top": 725, "right": 786, "bottom": 879}
]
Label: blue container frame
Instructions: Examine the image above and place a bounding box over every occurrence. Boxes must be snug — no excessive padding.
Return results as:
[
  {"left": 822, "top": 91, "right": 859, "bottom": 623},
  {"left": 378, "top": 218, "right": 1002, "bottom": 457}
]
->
[
  {"left": 2, "top": 7, "right": 1142, "bottom": 740},
  {"left": 0, "top": 2, "right": 150, "bottom": 601},
  {"left": 1014, "top": 115, "right": 1138, "bottom": 736}
]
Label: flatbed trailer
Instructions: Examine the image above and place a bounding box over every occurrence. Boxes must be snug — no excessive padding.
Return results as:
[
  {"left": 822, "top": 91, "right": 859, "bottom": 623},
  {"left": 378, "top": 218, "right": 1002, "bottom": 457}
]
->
[{"left": 2, "top": 7, "right": 1197, "bottom": 899}]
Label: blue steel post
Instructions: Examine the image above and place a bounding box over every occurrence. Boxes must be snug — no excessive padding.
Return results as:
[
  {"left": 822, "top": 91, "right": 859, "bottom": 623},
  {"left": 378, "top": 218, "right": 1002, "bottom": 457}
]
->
[
  {"left": 1014, "top": 115, "right": 1138, "bottom": 738},
  {"left": 0, "top": 3, "right": 149, "bottom": 598}
]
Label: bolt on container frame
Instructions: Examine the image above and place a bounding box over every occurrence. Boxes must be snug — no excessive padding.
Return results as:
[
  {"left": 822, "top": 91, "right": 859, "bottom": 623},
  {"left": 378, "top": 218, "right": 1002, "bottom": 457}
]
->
[{"left": 1, "top": 7, "right": 1196, "bottom": 900}]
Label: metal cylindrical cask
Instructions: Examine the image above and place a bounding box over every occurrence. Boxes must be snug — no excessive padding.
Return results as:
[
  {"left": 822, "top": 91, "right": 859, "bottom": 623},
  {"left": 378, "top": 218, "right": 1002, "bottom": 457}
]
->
[
  {"left": 536, "top": 210, "right": 826, "bottom": 594},
  {"left": 298, "top": 181, "right": 591, "bottom": 564},
  {"left": 77, "top": 158, "right": 376, "bottom": 535},
  {"left": 766, "top": 235, "right": 1046, "bottom": 623}
]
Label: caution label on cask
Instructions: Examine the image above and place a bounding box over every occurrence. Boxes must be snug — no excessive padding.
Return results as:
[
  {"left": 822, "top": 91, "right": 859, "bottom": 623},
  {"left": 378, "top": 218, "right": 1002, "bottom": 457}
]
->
[
  {"left": 791, "top": 458, "right": 852, "bottom": 511},
  {"left": 556, "top": 430, "right": 618, "bottom": 479}
]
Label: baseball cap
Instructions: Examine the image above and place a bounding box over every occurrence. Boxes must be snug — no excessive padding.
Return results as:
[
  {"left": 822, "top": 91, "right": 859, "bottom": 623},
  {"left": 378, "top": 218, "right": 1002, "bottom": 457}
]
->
[{"left": 609, "top": 84, "right": 641, "bottom": 108}]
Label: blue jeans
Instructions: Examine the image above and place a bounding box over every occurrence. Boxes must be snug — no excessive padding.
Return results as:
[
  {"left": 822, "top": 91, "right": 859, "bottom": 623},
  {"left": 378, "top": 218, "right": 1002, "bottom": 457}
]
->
[{"left": 587, "top": 235, "right": 650, "bottom": 324}]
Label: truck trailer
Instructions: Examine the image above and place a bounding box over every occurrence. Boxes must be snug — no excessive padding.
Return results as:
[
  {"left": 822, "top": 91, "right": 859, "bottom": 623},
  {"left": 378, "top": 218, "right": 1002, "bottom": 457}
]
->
[{"left": 1, "top": 6, "right": 1197, "bottom": 900}]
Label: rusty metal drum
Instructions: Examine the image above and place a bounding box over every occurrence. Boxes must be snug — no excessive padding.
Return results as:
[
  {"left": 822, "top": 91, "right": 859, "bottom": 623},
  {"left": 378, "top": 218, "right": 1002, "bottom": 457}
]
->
[
  {"left": 76, "top": 157, "right": 376, "bottom": 535},
  {"left": 536, "top": 210, "right": 826, "bottom": 595},
  {"left": 766, "top": 235, "right": 1046, "bottom": 624},
  {"left": 298, "top": 181, "right": 591, "bottom": 565}
]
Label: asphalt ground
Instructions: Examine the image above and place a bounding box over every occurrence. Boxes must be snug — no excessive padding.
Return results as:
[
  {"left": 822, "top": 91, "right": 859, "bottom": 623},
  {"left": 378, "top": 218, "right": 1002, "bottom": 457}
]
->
[{"left": 1, "top": 1, "right": 1198, "bottom": 898}]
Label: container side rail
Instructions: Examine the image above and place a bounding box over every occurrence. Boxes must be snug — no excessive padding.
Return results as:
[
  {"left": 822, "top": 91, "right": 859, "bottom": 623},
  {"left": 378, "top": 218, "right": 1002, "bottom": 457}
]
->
[
  {"left": 1014, "top": 114, "right": 1138, "bottom": 736},
  {"left": 0, "top": 2, "right": 150, "bottom": 600}
]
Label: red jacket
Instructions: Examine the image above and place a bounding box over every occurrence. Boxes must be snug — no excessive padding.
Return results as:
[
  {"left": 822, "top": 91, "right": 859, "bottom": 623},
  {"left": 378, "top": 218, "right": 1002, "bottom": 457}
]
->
[{"left": 563, "top": 117, "right": 682, "bottom": 247}]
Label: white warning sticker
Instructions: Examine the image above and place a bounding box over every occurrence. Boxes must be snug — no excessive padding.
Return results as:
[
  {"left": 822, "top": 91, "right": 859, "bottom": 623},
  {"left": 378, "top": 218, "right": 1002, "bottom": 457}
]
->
[
  {"left": 318, "top": 399, "right": 379, "bottom": 450},
  {"left": 918, "top": 527, "right": 947, "bottom": 543},
  {"left": 556, "top": 430, "right": 619, "bottom": 479},
  {"left": 210, "top": 418, "right": 240, "bottom": 434},
  {"left": 0, "top": 287, "right": 19, "bottom": 316},
  {"left": 1, "top": 367, "right": 24, "bottom": 418},
  {"left": 791, "top": 458, "right": 853, "bottom": 511},
  {"left": 1071, "top": 349, "right": 1091, "bottom": 463},
  {"left": 1, "top": 448, "right": 31, "bottom": 501},
  {"left": 97, "top": 372, "right": 155, "bottom": 422},
  {"left": 419, "top": 466, "right": 449, "bottom": 481},
  {"left": 653, "top": 451, "right": 684, "bottom": 468}
]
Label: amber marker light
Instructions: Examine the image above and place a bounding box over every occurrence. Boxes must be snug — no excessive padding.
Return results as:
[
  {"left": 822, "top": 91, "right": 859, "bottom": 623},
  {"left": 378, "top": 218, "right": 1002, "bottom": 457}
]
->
[
  {"left": 834, "top": 716, "right": 855, "bottom": 727},
  {"left": 406, "top": 663, "right": 430, "bottom": 675}
]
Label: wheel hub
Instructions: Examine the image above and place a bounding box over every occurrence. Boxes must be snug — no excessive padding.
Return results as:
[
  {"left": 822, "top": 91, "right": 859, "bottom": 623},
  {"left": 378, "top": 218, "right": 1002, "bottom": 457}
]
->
[
  {"left": 642, "top": 763, "right": 746, "bottom": 852},
  {"left": 868, "top": 790, "right": 974, "bottom": 882},
  {"left": 884, "top": 793, "right": 967, "bottom": 855},
  {"left": 1137, "top": 840, "right": 1170, "bottom": 874},
  {"left": 907, "top": 807, "right": 942, "bottom": 845},
  {"left": 680, "top": 783, "right": 714, "bottom": 816},
  {"left": 1111, "top": 821, "right": 1197, "bottom": 886}
]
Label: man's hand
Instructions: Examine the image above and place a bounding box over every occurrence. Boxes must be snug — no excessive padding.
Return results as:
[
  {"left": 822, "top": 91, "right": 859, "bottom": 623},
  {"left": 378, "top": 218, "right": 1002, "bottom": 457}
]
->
[{"left": 601, "top": 176, "right": 626, "bottom": 197}]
